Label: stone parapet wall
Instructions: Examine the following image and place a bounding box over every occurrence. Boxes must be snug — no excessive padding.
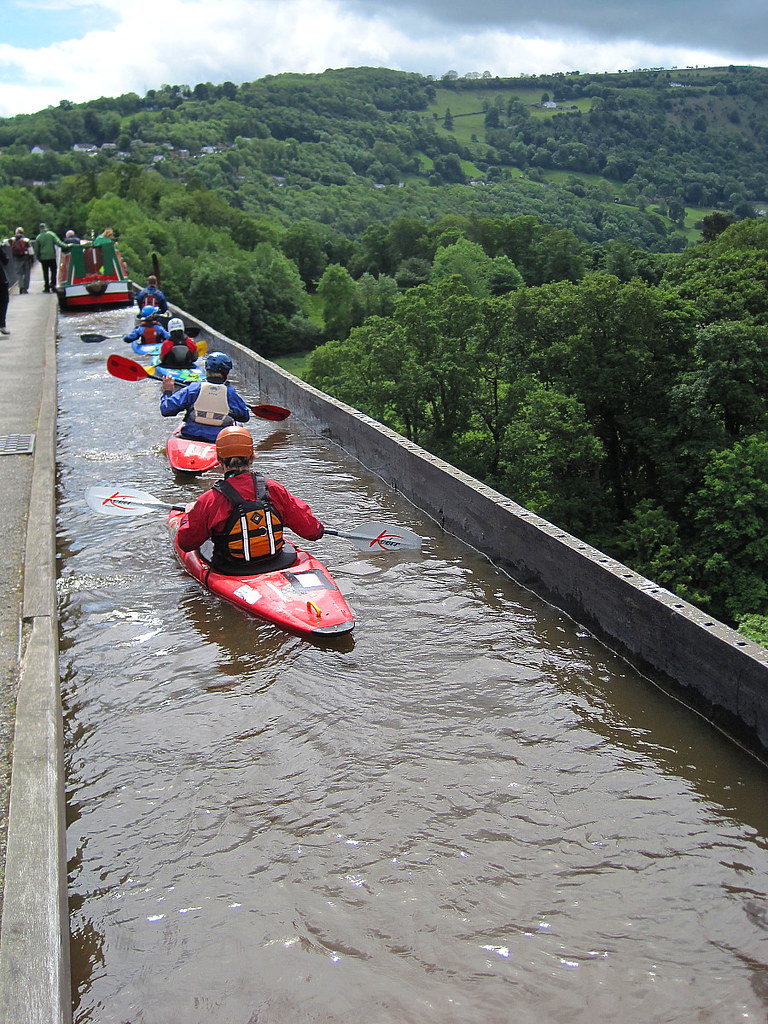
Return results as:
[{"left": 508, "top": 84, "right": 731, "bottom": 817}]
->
[{"left": 175, "top": 308, "right": 768, "bottom": 759}]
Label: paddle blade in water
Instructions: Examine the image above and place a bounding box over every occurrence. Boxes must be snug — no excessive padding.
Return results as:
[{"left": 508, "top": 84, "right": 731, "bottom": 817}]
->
[
  {"left": 326, "top": 522, "right": 423, "bottom": 552},
  {"left": 250, "top": 404, "right": 291, "bottom": 421}
]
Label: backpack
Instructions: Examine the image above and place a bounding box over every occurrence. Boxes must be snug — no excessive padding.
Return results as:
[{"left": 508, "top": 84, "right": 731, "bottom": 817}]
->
[
  {"left": 11, "top": 237, "right": 29, "bottom": 258},
  {"left": 213, "top": 473, "right": 284, "bottom": 565}
]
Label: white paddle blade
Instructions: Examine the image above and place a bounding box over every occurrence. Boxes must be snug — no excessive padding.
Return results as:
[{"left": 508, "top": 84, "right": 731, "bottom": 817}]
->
[
  {"left": 85, "top": 486, "right": 171, "bottom": 516},
  {"left": 329, "top": 522, "right": 422, "bottom": 552}
]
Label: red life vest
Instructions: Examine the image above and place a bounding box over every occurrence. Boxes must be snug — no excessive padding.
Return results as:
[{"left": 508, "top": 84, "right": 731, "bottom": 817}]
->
[{"left": 212, "top": 474, "right": 284, "bottom": 566}]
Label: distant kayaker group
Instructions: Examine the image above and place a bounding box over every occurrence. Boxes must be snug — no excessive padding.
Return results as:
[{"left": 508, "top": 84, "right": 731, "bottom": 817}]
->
[
  {"left": 120, "top": 270, "right": 328, "bottom": 583},
  {"left": 92, "top": 249, "right": 418, "bottom": 636}
]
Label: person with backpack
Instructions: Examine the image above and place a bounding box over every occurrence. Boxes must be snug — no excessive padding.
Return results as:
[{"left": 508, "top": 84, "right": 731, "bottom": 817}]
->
[
  {"left": 172, "top": 426, "right": 324, "bottom": 575},
  {"left": 8, "top": 228, "right": 33, "bottom": 294}
]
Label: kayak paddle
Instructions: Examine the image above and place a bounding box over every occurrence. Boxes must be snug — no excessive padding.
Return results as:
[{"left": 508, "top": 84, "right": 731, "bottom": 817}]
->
[
  {"left": 325, "top": 525, "right": 422, "bottom": 551},
  {"left": 85, "top": 485, "right": 183, "bottom": 516},
  {"left": 106, "top": 353, "right": 153, "bottom": 380},
  {"left": 84, "top": 326, "right": 202, "bottom": 343},
  {"left": 85, "top": 485, "right": 423, "bottom": 550},
  {"left": 105, "top": 354, "right": 290, "bottom": 421},
  {"left": 247, "top": 403, "right": 291, "bottom": 422}
]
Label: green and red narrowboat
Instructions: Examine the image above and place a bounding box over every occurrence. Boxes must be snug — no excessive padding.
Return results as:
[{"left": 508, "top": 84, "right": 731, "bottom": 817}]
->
[{"left": 57, "top": 239, "right": 133, "bottom": 312}]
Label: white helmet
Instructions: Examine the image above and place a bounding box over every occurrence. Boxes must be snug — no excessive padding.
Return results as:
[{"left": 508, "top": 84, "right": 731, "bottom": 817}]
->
[{"left": 168, "top": 317, "right": 184, "bottom": 333}]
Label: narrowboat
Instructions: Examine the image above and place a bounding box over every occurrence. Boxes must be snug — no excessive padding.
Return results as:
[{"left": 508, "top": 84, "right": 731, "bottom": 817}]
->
[{"left": 57, "top": 238, "right": 133, "bottom": 312}]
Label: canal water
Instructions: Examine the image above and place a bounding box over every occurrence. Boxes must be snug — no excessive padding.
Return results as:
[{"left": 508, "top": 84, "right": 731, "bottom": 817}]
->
[{"left": 58, "top": 311, "right": 768, "bottom": 1023}]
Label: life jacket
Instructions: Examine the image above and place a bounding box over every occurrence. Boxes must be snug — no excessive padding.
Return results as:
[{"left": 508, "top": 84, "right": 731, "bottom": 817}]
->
[
  {"left": 141, "top": 324, "right": 159, "bottom": 345},
  {"left": 138, "top": 286, "right": 165, "bottom": 310},
  {"left": 11, "top": 237, "right": 29, "bottom": 257},
  {"left": 162, "top": 342, "right": 196, "bottom": 368},
  {"left": 212, "top": 473, "right": 284, "bottom": 567},
  {"left": 189, "top": 381, "right": 233, "bottom": 426}
]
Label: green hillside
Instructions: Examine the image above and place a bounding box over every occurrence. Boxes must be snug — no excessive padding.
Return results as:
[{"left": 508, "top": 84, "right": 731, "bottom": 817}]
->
[
  {"left": 2, "top": 64, "right": 767, "bottom": 251},
  {"left": 2, "top": 64, "right": 768, "bottom": 635}
]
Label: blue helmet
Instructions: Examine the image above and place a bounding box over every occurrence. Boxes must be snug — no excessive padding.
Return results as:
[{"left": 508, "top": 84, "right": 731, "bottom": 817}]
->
[
  {"left": 141, "top": 304, "right": 159, "bottom": 319},
  {"left": 205, "top": 351, "right": 233, "bottom": 378}
]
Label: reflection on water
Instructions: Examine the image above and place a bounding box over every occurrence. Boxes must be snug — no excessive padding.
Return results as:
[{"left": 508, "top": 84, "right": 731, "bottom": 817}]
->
[{"left": 59, "top": 311, "right": 768, "bottom": 1023}]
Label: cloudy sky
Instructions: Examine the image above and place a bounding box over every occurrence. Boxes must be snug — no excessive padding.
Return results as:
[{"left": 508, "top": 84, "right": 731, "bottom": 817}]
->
[{"left": 0, "top": 0, "right": 766, "bottom": 118}]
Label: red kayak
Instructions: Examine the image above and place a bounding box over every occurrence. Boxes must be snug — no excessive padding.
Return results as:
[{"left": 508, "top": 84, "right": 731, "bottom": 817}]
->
[
  {"left": 168, "top": 509, "right": 355, "bottom": 637},
  {"left": 165, "top": 427, "right": 218, "bottom": 474}
]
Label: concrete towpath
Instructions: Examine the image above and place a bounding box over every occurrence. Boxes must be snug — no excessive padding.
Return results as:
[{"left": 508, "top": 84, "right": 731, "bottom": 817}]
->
[{"left": 0, "top": 264, "right": 70, "bottom": 1023}]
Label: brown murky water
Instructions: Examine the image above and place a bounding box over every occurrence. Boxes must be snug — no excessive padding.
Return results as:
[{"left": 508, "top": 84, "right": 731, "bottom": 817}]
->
[{"left": 58, "top": 311, "right": 768, "bottom": 1023}]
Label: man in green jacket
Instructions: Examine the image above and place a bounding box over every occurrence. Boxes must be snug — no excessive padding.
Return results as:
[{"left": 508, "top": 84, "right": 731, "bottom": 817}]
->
[{"left": 34, "top": 223, "right": 64, "bottom": 293}]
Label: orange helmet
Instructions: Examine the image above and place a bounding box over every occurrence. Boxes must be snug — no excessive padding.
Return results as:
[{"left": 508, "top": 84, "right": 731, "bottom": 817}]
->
[{"left": 216, "top": 426, "right": 254, "bottom": 461}]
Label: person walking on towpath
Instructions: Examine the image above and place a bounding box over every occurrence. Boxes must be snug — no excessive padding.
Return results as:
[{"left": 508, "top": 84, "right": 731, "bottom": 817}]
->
[
  {"left": 34, "top": 223, "right": 64, "bottom": 293},
  {"left": 7, "top": 228, "right": 34, "bottom": 293},
  {"left": 172, "top": 425, "right": 324, "bottom": 575},
  {"left": 159, "top": 351, "right": 250, "bottom": 441},
  {"left": 0, "top": 245, "right": 10, "bottom": 334}
]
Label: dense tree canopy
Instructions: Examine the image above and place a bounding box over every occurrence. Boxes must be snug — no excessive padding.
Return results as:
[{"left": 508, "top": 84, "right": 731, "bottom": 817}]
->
[{"left": 306, "top": 221, "right": 768, "bottom": 631}]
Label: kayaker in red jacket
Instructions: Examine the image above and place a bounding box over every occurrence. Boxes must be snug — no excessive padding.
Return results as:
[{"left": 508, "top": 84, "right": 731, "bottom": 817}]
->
[
  {"left": 174, "top": 425, "right": 324, "bottom": 574},
  {"left": 158, "top": 317, "right": 199, "bottom": 368}
]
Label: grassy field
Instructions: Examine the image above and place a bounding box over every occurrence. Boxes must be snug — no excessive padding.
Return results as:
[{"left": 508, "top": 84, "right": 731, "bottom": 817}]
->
[
  {"left": 273, "top": 351, "right": 312, "bottom": 379},
  {"left": 682, "top": 205, "right": 714, "bottom": 242},
  {"left": 460, "top": 159, "right": 486, "bottom": 179},
  {"left": 427, "top": 86, "right": 593, "bottom": 147},
  {"left": 307, "top": 292, "right": 324, "bottom": 327},
  {"left": 543, "top": 169, "right": 616, "bottom": 190}
]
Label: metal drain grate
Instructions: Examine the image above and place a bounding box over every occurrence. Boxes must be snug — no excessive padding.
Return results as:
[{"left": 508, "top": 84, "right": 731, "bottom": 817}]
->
[{"left": 0, "top": 434, "right": 35, "bottom": 456}]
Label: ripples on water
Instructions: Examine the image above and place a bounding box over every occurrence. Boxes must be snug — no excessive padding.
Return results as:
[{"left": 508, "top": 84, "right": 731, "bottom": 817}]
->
[{"left": 59, "top": 312, "right": 768, "bottom": 1023}]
